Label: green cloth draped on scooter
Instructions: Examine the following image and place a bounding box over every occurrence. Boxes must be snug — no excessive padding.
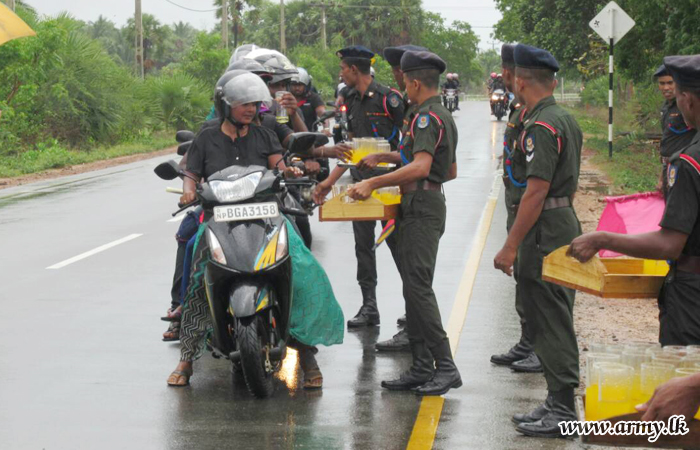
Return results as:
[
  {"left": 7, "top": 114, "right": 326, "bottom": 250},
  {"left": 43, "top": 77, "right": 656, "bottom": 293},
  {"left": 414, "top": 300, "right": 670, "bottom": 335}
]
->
[
  {"left": 284, "top": 218, "right": 344, "bottom": 346},
  {"left": 186, "top": 219, "right": 344, "bottom": 347}
]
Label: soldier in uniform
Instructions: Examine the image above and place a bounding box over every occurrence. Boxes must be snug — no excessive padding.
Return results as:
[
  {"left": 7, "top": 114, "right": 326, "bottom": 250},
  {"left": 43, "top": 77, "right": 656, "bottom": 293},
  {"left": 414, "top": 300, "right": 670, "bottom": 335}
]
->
[
  {"left": 490, "top": 44, "right": 543, "bottom": 374},
  {"left": 365, "top": 44, "right": 428, "bottom": 352},
  {"left": 654, "top": 64, "right": 697, "bottom": 196},
  {"left": 314, "top": 46, "right": 405, "bottom": 329},
  {"left": 569, "top": 54, "right": 700, "bottom": 346},
  {"left": 493, "top": 44, "right": 582, "bottom": 438},
  {"left": 346, "top": 50, "right": 462, "bottom": 396}
]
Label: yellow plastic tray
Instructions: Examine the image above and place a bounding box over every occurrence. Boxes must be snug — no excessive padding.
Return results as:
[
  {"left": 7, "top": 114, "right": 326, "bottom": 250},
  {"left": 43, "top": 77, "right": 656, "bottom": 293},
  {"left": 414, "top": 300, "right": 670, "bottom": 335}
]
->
[{"left": 542, "top": 246, "right": 668, "bottom": 299}]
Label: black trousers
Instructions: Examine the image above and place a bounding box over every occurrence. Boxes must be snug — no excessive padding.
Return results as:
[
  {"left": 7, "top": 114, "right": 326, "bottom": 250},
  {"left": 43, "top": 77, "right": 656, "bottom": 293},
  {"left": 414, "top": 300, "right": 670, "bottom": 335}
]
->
[
  {"left": 658, "top": 268, "right": 700, "bottom": 345},
  {"left": 352, "top": 220, "right": 400, "bottom": 290},
  {"left": 399, "top": 190, "right": 448, "bottom": 350}
]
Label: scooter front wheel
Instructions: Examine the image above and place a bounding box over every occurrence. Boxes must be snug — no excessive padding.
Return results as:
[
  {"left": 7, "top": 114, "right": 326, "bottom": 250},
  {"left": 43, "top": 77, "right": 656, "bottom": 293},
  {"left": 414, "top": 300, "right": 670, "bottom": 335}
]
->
[{"left": 236, "top": 316, "right": 275, "bottom": 398}]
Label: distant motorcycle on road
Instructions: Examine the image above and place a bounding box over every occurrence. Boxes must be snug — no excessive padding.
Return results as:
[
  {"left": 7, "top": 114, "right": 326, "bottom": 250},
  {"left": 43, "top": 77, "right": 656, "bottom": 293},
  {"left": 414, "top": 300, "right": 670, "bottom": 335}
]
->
[
  {"left": 443, "top": 89, "right": 458, "bottom": 113},
  {"left": 490, "top": 89, "right": 509, "bottom": 121},
  {"left": 155, "top": 132, "right": 325, "bottom": 398}
]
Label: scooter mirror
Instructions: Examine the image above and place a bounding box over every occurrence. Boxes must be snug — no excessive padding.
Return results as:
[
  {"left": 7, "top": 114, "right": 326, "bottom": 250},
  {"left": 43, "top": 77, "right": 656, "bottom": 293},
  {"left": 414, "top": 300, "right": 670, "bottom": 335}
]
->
[
  {"left": 177, "top": 141, "right": 192, "bottom": 156},
  {"left": 288, "top": 132, "right": 326, "bottom": 158},
  {"left": 154, "top": 160, "right": 182, "bottom": 180},
  {"left": 176, "top": 130, "right": 195, "bottom": 143},
  {"left": 318, "top": 110, "right": 335, "bottom": 122}
]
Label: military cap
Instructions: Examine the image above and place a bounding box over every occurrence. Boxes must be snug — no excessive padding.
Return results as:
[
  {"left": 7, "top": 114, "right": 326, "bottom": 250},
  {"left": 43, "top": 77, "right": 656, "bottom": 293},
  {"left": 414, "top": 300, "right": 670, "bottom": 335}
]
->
[
  {"left": 663, "top": 55, "right": 700, "bottom": 89},
  {"left": 653, "top": 64, "right": 669, "bottom": 78},
  {"left": 514, "top": 44, "right": 559, "bottom": 72},
  {"left": 400, "top": 51, "right": 447, "bottom": 74},
  {"left": 501, "top": 44, "right": 515, "bottom": 65},
  {"left": 383, "top": 45, "right": 428, "bottom": 67},
  {"left": 336, "top": 45, "right": 375, "bottom": 60}
]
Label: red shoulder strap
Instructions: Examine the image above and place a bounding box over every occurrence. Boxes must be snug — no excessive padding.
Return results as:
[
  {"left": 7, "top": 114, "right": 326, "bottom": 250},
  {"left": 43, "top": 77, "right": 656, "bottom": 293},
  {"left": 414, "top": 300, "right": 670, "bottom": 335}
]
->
[
  {"left": 382, "top": 88, "right": 403, "bottom": 120},
  {"left": 409, "top": 112, "right": 445, "bottom": 152},
  {"left": 534, "top": 121, "right": 563, "bottom": 153},
  {"left": 680, "top": 154, "right": 700, "bottom": 175}
]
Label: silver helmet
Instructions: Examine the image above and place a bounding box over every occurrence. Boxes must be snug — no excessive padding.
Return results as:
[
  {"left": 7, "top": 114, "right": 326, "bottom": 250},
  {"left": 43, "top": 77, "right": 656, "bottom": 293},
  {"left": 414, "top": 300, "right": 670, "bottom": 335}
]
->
[
  {"left": 245, "top": 48, "right": 298, "bottom": 84},
  {"left": 229, "top": 43, "right": 260, "bottom": 65},
  {"left": 222, "top": 72, "right": 273, "bottom": 109},
  {"left": 295, "top": 67, "right": 312, "bottom": 86}
]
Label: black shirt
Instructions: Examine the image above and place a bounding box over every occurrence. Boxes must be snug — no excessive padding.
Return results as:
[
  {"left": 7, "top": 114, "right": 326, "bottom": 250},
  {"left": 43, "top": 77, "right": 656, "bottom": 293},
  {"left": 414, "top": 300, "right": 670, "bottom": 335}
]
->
[
  {"left": 661, "top": 132, "right": 700, "bottom": 256},
  {"left": 201, "top": 115, "right": 292, "bottom": 148},
  {"left": 660, "top": 99, "right": 696, "bottom": 158},
  {"left": 186, "top": 124, "right": 283, "bottom": 180},
  {"left": 298, "top": 92, "right": 324, "bottom": 131},
  {"left": 344, "top": 80, "right": 404, "bottom": 149}
]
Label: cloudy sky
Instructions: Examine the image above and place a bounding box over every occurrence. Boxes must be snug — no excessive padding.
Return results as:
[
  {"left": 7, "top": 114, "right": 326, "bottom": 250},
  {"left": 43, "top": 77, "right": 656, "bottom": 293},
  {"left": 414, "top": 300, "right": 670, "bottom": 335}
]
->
[{"left": 23, "top": 0, "right": 502, "bottom": 49}]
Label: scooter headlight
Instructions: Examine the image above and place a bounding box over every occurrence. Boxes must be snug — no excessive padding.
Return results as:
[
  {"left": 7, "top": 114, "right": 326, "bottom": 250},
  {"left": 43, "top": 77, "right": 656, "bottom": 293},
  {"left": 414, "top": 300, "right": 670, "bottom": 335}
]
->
[
  {"left": 207, "top": 229, "right": 227, "bottom": 265},
  {"left": 209, "top": 172, "right": 263, "bottom": 203},
  {"left": 491, "top": 94, "right": 499, "bottom": 101}
]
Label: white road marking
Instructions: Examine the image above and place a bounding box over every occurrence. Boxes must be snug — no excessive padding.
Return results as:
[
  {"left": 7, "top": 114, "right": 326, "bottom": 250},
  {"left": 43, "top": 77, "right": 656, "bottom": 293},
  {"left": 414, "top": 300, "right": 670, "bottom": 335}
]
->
[{"left": 47, "top": 234, "right": 143, "bottom": 269}]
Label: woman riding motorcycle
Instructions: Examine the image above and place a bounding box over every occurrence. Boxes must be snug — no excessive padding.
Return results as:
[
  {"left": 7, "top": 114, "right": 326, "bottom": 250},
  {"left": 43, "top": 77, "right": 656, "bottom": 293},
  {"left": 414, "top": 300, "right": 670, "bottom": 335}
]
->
[{"left": 167, "top": 73, "right": 343, "bottom": 390}]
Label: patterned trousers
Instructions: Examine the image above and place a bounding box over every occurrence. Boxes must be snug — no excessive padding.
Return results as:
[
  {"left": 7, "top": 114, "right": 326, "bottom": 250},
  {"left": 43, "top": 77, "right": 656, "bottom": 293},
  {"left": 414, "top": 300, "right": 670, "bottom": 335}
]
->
[{"left": 179, "top": 225, "right": 211, "bottom": 362}]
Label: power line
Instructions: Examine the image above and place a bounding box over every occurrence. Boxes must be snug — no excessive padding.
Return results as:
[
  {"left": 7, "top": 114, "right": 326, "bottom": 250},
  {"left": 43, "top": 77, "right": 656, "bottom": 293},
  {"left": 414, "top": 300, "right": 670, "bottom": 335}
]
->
[{"left": 163, "top": 0, "right": 218, "bottom": 13}]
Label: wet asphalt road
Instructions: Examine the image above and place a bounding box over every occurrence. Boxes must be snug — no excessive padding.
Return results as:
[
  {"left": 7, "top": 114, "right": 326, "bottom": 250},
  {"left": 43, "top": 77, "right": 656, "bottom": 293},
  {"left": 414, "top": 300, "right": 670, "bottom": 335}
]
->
[{"left": 0, "top": 102, "right": 582, "bottom": 450}]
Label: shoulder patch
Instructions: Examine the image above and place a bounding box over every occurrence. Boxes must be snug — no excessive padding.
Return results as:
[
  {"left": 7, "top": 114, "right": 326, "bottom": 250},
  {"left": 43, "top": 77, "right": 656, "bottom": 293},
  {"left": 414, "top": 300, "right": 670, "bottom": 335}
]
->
[
  {"left": 417, "top": 114, "right": 430, "bottom": 129},
  {"left": 668, "top": 164, "right": 678, "bottom": 188},
  {"left": 389, "top": 94, "right": 401, "bottom": 109},
  {"left": 525, "top": 134, "right": 535, "bottom": 162}
]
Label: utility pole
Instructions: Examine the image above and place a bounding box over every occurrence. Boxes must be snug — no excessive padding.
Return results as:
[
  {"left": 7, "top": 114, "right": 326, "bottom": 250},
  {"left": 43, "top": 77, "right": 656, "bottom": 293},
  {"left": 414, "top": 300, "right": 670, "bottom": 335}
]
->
[
  {"left": 280, "top": 0, "right": 286, "bottom": 54},
  {"left": 8, "top": 0, "right": 15, "bottom": 11},
  {"left": 135, "top": 0, "right": 144, "bottom": 79},
  {"left": 221, "top": 0, "right": 229, "bottom": 50},
  {"left": 320, "top": 1, "right": 327, "bottom": 50},
  {"left": 233, "top": 1, "right": 241, "bottom": 48}
]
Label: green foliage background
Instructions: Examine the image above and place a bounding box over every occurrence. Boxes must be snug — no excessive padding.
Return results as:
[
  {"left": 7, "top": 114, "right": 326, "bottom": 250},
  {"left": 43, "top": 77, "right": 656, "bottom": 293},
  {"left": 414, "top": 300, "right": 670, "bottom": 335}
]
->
[{"left": 0, "top": 0, "right": 481, "bottom": 176}]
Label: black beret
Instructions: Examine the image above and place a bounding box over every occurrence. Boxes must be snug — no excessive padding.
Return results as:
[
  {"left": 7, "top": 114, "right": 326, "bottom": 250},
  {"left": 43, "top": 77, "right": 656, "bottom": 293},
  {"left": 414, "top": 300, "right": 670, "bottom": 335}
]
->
[
  {"left": 664, "top": 55, "right": 700, "bottom": 89},
  {"left": 501, "top": 44, "right": 515, "bottom": 65},
  {"left": 514, "top": 44, "right": 559, "bottom": 72},
  {"left": 400, "top": 50, "right": 446, "bottom": 74},
  {"left": 653, "top": 64, "right": 669, "bottom": 78},
  {"left": 336, "top": 45, "right": 374, "bottom": 60},
  {"left": 383, "top": 45, "right": 428, "bottom": 67}
]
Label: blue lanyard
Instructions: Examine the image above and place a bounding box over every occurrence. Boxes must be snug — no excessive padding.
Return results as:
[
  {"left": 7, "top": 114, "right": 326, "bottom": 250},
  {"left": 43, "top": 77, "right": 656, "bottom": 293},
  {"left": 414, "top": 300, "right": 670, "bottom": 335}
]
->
[{"left": 504, "top": 133, "right": 527, "bottom": 188}]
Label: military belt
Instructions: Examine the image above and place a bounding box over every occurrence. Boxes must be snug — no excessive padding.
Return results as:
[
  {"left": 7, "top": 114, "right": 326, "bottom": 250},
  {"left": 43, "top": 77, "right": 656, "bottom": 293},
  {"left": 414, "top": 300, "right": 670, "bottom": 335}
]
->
[
  {"left": 510, "top": 196, "right": 571, "bottom": 214},
  {"left": 677, "top": 254, "right": 700, "bottom": 275},
  {"left": 401, "top": 180, "right": 442, "bottom": 194}
]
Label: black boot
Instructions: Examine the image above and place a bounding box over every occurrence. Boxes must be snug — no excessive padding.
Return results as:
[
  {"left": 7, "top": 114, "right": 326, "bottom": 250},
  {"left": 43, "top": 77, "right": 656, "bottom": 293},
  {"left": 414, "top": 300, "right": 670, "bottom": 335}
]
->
[
  {"left": 490, "top": 323, "right": 532, "bottom": 366},
  {"left": 375, "top": 328, "right": 410, "bottom": 352},
  {"left": 516, "top": 389, "right": 577, "bottom": 439},
  {"left": 512, "top": 394, "right": 552, "bottom": 424},
  {"left": 490, "top": 343, "right": 530, "bottom": 366},
  {"left": 381, "top": 341, "right": 434, "bottom": 390},
  {"left": 511, "top": 352, "right": 543, "bottom": 373},
  {"left": 414, "top": 340, "right": 462, "bottom": 396},
  {"left": 347, "top": 287, "right": 380, "bottom": 328}
]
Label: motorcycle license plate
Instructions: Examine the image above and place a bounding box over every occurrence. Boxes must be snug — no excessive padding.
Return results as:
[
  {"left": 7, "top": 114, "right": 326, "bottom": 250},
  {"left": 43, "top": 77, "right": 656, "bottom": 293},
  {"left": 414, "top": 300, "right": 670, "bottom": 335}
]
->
[{"left": 213, "top": 202, "right": 279, "bottom": 222}]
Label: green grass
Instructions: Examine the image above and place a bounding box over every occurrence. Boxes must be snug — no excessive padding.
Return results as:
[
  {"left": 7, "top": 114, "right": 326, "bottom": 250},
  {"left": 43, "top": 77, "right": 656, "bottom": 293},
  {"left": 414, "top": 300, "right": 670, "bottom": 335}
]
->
[
  {"left": 565, "top": 105, "right": 660, "bottom": 194},
  {"left": 0, "top": 132, "right": 174, "bottom": 178}
]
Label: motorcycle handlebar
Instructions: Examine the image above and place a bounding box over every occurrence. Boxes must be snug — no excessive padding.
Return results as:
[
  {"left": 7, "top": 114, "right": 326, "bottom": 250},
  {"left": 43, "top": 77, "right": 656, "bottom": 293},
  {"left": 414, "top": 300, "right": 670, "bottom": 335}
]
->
[{"left": 173, "top": 200, "right": 200, "bottom": 216}]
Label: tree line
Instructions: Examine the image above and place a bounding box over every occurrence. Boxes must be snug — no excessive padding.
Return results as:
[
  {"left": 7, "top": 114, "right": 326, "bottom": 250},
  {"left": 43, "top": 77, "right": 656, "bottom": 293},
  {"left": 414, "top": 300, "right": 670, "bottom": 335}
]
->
[{"left": 0, "top": 0, "right": 484, "bottom": 158}]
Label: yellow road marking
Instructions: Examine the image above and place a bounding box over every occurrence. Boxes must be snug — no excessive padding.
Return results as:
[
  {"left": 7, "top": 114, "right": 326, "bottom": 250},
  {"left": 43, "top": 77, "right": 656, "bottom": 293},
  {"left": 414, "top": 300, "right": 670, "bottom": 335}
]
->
[{"left": 406, "top": 174, "right": 501, "bottom": 450}]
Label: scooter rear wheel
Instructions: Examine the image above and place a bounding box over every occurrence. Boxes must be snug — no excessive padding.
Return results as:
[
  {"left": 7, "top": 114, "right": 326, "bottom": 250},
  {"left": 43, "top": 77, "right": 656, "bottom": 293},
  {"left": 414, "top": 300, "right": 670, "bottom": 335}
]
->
[{"left": 236, "top": 316, "right": 275, "bottom": 398}]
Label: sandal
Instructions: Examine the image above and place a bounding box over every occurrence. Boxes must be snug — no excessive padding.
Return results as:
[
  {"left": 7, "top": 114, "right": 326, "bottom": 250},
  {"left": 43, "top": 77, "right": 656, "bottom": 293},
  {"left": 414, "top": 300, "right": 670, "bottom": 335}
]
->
[
  {"left": 167, "top": 368, "right": 192, "bottom": 387},
  {"left": 303, "top": 368, "right": 323, "bottom": 390},
  {"left": 161, "top": 306, "right": 182, "bottom": 322},
  {"left": 162, "top": 322, "right": 180, "bottom": 342}
]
